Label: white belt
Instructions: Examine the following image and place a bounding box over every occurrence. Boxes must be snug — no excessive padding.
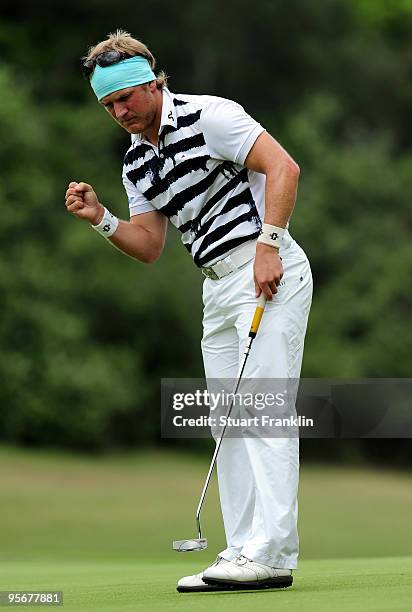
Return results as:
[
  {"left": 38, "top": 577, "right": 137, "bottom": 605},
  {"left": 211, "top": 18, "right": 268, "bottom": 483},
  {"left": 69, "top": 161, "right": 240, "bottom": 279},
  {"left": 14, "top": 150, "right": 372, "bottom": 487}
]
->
[
  {"left": 201, "top": 234, "right": 292, "bottom": 281},
  {"left": 201, "top": 240, "right": 257, "bottom": 281}
]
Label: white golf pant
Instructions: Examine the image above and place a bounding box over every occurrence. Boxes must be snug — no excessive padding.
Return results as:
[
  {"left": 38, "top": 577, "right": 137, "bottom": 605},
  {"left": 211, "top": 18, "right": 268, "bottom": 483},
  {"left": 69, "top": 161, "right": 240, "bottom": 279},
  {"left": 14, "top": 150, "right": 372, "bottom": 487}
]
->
[{"left": 201, "top": 235, "right": 312, "bottom": 569}]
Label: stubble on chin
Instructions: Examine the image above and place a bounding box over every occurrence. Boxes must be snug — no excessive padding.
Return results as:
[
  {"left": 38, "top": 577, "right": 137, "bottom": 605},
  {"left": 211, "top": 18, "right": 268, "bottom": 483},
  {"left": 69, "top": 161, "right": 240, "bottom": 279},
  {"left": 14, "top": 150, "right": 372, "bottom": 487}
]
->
[{"left": 117, "top": 118, "right": 141, "bottom": 134}]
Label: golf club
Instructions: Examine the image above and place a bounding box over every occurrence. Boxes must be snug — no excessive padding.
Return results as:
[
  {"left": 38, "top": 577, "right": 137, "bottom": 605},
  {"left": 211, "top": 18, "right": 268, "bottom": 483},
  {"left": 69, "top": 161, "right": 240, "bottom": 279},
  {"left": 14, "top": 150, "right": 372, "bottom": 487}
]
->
[{"left": 173, "top": 292, "right": 267, "bottom": 552}]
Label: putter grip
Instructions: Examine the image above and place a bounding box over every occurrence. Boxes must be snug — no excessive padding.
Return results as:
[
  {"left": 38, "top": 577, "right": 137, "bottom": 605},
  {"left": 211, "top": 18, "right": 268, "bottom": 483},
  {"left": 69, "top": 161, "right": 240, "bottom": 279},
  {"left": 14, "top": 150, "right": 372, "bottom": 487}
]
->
[{"left": 249, "top": 293, "right": 267, "bottom": 337}]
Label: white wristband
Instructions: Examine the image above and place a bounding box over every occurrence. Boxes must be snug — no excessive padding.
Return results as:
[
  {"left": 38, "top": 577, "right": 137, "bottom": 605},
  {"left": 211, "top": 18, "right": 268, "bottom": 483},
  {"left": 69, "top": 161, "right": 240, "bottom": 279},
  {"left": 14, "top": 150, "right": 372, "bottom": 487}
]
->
[
  {"left": 257, "top": 223, "right": 285, "bottom": 249},
  {"left": 91, "top": 207, "right": 119, "bottom": 237}
]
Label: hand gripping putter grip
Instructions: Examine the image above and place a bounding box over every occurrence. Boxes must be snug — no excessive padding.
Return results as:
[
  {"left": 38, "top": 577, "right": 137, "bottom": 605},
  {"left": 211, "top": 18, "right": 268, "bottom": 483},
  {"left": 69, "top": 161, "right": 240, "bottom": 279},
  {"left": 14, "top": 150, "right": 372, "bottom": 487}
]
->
[{"left": 173, "top": 293, "right": 267, "bottom": 552}]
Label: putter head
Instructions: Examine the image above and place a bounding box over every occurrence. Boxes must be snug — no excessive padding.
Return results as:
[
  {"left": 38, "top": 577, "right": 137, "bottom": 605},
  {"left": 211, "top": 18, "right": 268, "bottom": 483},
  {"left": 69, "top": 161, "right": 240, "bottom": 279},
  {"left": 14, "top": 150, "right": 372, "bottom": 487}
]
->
[{"left": 172, "top": 538, "right": 208, "bottom": 552}]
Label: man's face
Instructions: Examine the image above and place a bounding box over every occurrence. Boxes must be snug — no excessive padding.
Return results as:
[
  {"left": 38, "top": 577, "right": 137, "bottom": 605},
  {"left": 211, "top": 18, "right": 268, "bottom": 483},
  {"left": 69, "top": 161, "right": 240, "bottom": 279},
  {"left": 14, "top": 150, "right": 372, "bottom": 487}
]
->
[{"left": 100, "top": 82, "right": 158, "bottom": 134}]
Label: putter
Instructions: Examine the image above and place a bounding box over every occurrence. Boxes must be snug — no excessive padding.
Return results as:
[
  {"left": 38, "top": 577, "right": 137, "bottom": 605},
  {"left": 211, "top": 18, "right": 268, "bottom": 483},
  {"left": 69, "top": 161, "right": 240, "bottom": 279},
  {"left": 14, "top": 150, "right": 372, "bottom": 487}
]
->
[{"left": 173, "top": 293, "right": 267, "bottom": 552}]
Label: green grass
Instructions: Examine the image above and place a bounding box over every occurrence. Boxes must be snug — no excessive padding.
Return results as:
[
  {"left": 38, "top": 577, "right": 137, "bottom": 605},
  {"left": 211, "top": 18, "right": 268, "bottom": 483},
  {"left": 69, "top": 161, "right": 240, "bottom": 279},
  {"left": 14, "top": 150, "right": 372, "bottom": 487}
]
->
[
  {"left": 0, "top": 446, "right": 411, "bottom": 610},
  {"left": 0, "top": 558, "right": 411, "bottom": 611}
]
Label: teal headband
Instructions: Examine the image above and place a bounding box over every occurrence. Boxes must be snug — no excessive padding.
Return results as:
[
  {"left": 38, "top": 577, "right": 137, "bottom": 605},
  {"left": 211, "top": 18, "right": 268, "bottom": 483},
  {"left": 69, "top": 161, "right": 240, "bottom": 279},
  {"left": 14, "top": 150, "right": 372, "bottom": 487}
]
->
[{"left": 90, "top": 56, "right": 156, "bottom": 101}]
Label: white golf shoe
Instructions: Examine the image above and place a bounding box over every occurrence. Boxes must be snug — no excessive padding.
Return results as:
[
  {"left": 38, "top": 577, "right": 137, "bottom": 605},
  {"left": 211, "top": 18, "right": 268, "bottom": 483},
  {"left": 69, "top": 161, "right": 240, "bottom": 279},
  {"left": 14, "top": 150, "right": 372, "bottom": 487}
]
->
[
  {"left": 177, "top": 557, "right": 235, "bottom": 592},
  {"left": 202, "top": 554, "right": 293, "bottom": 590}
]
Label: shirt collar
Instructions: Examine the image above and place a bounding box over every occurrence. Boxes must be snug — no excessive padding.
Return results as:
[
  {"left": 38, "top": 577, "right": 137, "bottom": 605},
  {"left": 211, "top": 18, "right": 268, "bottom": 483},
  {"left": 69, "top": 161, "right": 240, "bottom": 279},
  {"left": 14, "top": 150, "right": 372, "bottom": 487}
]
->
[
  {"left": 159, "top": 88, "right": 177, "bottom": 130},
  {"left": 131, "top": 88, "right": 176, "bottom": 144}
]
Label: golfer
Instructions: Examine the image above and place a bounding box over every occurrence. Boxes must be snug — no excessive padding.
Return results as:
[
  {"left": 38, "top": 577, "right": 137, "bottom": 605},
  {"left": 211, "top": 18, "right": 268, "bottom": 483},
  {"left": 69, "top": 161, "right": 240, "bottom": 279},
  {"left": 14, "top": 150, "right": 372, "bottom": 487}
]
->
[{"left": 65, "top": 30, "right": 312, "bottom": 592}]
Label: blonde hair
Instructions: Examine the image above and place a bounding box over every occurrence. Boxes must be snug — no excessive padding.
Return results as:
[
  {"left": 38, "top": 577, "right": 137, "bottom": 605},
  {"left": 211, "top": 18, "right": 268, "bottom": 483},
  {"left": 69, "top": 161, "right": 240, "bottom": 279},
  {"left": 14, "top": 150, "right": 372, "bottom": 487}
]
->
[{"left": 84, "top": 29, "right": 168, "bottom": 89}]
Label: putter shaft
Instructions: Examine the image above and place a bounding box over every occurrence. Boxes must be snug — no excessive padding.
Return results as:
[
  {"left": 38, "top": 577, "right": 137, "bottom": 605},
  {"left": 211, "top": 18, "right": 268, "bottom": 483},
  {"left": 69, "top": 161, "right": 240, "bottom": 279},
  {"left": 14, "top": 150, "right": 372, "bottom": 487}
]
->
[{"left": 195, "top": 294, "right": 267, "bottom": 540}]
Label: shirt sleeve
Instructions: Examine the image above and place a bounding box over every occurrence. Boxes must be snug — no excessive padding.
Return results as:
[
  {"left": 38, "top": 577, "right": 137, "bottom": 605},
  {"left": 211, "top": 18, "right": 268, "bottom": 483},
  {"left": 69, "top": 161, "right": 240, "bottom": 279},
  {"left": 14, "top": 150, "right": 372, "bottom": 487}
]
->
[
  {"left": 122, "top": 167, "right": 157, "bottom": 217},
  {"left": 200, "top": 97, "right": 266, "bottom": 165}
]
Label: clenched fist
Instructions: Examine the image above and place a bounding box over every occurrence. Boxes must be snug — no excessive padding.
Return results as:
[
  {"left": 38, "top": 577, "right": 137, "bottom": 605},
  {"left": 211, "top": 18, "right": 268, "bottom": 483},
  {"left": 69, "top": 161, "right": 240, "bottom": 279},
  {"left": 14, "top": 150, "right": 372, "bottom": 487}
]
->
[{"left": 65, "top": 181, "right": 105, "bottom": 225}]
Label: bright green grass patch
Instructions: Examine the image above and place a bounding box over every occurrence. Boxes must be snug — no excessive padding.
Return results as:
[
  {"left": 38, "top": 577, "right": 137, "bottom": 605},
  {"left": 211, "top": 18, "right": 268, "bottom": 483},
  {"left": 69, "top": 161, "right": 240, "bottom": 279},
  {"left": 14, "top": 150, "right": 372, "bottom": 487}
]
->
[{"left": 0, "top": 557, "right": 411, "bottom": 612}]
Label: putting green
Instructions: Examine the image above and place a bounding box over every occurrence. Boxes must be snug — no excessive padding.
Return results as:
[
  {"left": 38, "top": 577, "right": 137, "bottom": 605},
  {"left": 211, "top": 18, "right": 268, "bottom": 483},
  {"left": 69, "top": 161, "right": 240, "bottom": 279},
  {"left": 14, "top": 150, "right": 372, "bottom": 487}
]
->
[
  {"left": 0, "top": 557, "right": 411, "bottom": 611},
  {"left": 0, "top": 446, "right": 411, "bottom": 610}
]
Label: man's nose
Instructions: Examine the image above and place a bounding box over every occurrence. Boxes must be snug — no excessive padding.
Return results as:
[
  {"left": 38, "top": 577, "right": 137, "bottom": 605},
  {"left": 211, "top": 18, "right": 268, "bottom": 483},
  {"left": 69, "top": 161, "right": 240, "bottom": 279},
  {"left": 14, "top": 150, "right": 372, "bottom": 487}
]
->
[{"left": 113, "top": 102, "right": 128, "bottom": 119}]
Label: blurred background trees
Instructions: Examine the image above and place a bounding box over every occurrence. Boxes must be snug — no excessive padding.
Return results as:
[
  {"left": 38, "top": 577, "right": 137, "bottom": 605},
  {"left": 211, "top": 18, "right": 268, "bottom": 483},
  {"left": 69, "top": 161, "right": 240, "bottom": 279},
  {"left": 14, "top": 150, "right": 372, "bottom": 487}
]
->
[{"left": 0, "top": 0, "right": 410, "bottom": 462}]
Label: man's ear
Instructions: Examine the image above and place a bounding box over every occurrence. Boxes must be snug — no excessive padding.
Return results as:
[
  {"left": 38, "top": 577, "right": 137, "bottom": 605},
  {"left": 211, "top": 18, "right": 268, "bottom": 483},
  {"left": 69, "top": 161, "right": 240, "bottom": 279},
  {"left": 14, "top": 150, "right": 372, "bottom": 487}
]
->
[{"left": 149, "top": 80, "right": 157, "bottom": 92}]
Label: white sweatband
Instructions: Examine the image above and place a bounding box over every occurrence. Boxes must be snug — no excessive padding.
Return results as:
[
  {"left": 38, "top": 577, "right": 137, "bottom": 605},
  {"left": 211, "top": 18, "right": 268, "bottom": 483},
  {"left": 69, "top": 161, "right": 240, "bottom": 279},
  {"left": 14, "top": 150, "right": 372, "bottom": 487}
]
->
[
  {"left": 91, "top": 207, "right": 119, "bottom": 237},
  {"left": 257, "top": 223, "right": 285, "bottom": 249}
]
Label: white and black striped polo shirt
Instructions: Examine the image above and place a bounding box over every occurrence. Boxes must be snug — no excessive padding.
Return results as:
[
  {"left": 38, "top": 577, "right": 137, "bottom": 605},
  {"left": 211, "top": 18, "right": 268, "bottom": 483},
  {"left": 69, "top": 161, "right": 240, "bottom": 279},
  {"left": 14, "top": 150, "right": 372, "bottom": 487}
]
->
[{"left": 122, "top": 88, "right": 266, "bottom": 267}]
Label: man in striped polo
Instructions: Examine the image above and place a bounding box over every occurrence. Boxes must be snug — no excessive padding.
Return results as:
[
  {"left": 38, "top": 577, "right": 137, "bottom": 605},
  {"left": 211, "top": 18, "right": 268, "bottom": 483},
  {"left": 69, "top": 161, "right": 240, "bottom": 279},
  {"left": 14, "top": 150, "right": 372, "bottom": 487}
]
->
[{"left": 65, "top": 30, "right": 312, "bottom": 592}]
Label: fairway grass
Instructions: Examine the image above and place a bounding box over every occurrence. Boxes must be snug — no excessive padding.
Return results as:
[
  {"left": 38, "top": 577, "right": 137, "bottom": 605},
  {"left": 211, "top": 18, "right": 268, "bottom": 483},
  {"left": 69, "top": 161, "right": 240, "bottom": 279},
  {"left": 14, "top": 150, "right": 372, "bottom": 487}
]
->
[
  {"left": 0, "top": 446, "right": 411, "bottom": 610},
  {"left": 0, "top": 557, "right": 411, "bottom": 611}
]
